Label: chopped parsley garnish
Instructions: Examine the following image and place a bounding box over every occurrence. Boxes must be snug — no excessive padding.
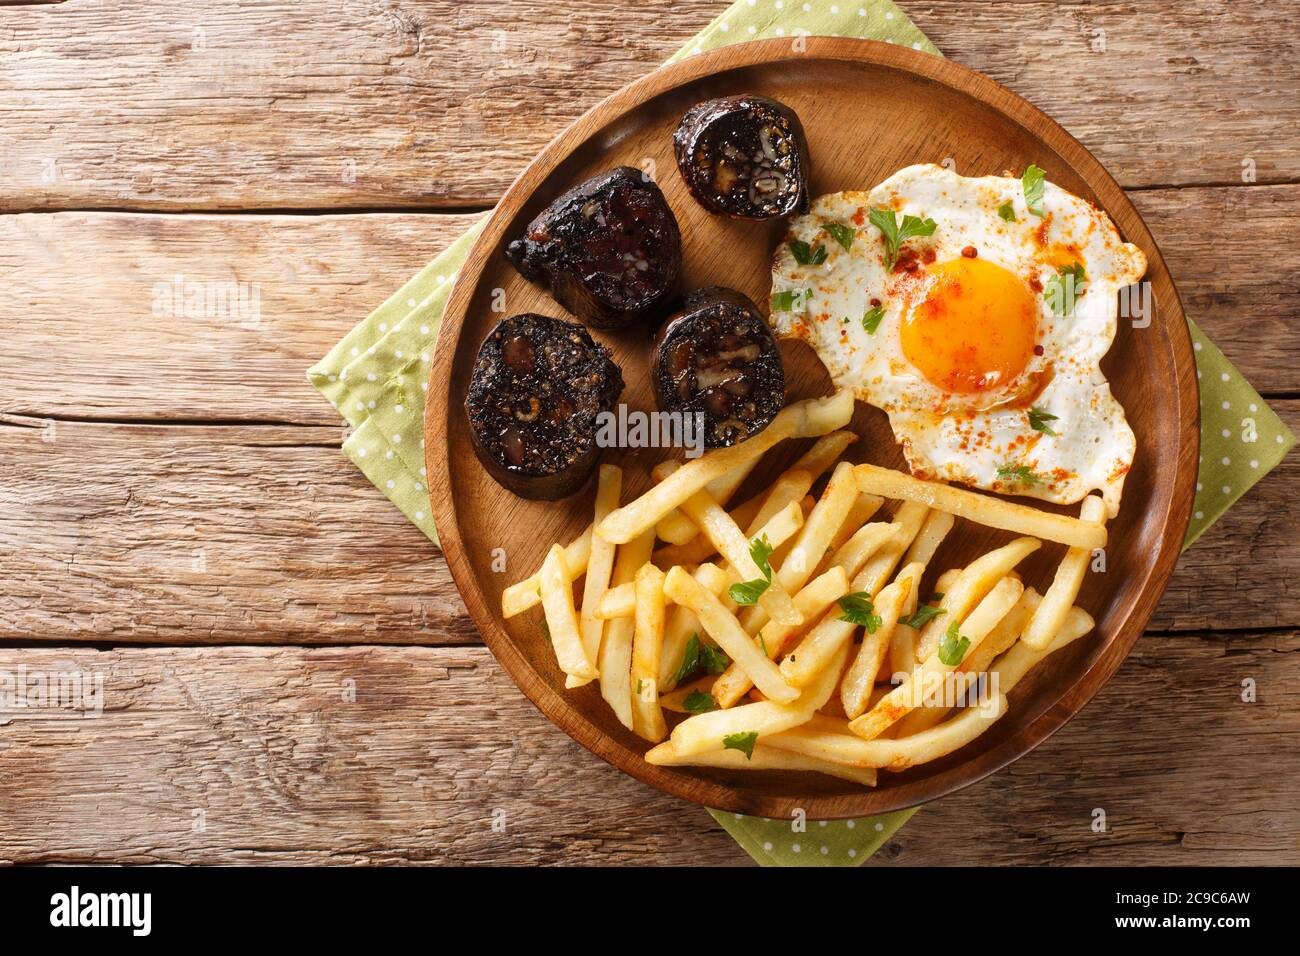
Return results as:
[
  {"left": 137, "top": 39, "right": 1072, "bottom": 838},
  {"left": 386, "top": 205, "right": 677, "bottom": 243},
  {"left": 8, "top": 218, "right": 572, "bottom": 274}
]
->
[
  {"left": 837, "top": 591, "right": 882, "bottom": 632},
  {"left": 1044, "top": 262, "right": 1087, "bottom": 317},
  {"left": 769, "top": 288, "right": 810, "bottom": 313},
  {"left": 822, "top": 222, "right": 856, "bottom": 252},
  {"left": 862, "top": 306, "right": 885, "bottom": 334},
  {"left": 938, "top": 622, "right": 971, "bottom": 666},
  {"left": 900, "top": 603, "right": 945, "bottom": 630},
  {"left": 722, "top": 731, "right": 759, "bottom": 760},
  {"left": 1022, "top": 164, "right": 1046, "bottom": 217},
  {"left": 682, "top": 690, "right": 718, "bottom": 714},
  {"left": 542, "top": 620, "right": 551, "bottom": 642},
  {"left": 673, "top": 633, "right": 702, "bottom": 685},
  {"left": 998, "top": 201, "right": 1017, "bottom": 222},
  {"left": 699, "top": 644, "right": 731, "bottom": 676},
  {"left": 758, "top": 631, "right": 770, "bottom": 658},
  {"left": 1028, "top": 406, "right": 1059, "bottom": 436},
  {"left": 789, "top": 239, "right": 828, "bottom": 266},
  {"left": 868, "top": 207, "right": 937, "bottom": 270},
  {"left": 729, "top": 534, "right": 774, "bottom": 605},
  {"left": 997, "top": 463, "right": 1042, "bottom": 485}
]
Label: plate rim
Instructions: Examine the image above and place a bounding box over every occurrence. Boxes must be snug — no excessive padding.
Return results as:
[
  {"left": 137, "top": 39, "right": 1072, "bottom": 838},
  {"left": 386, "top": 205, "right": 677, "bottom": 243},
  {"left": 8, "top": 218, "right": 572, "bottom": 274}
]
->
[{"left": 425, "top": 37, "right": 1200, "bottom": 818}]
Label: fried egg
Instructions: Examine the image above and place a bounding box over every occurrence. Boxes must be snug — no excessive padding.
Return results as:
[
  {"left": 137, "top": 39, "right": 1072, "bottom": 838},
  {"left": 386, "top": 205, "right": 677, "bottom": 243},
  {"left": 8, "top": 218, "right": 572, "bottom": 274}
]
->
[{"left": 769, "top": 163, "right": 1146, "bottom": 517}]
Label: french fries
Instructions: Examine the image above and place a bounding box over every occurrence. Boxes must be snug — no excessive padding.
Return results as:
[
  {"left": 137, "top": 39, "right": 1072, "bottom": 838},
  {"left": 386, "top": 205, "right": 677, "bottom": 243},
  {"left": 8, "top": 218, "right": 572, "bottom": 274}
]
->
[
  {"left": 597, "top": 391, "right": 854, "bottom": 545},
  {"left": 539, "top": 545, "right": 598, "bottom": 681},
  {"left": 664, "top": 566, "right": 797, "bottom": 704},
  {"left": 710, "top": 565, "right": 850, "bottom": 708},
  {"left": 510, "top": 399, "right": 1115, "bottom": 792},
  {"left": 849, "top": 575, "right": 1024, "bottom": 741},
  {"left": 599, "top": 527, "right": 654, "bottom": 730},
  {"left": 502, "top": 525, "right": 592, "bottom": 618},
  {"left": 570, "top": 465, "right": 622, "bottom": 688},
  {"left": 630, "top": 563, "right": 668, "bottom": 742},
  {"left": 853, "top": 463, "right": 1107, "bottom": 550},
  {"left": 1020, "top": 496, "right": 1106, "bottom": 650}
]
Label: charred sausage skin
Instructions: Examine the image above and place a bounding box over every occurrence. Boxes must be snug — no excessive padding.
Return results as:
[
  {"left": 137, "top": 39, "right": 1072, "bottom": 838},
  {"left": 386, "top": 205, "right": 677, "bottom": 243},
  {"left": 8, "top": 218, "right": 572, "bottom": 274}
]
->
[
  {"left": 651, "top": 287, "right": 786, "bottom": 450},
  {"left": 466, "top": 313, "right": 624, "bottom": 500},
  {"left": 673, "top": 95, "right": 811, "bottom": 220},
  {"left": 505, "top": 167, "right": 682, "bottom": 330}
]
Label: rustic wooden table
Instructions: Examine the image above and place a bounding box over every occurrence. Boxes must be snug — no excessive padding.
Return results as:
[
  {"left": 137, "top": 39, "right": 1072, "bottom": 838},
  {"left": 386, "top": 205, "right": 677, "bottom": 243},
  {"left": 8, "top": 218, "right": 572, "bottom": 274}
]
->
[{"left": 1, "top": 0, "right": 1296, "bottom": 866}]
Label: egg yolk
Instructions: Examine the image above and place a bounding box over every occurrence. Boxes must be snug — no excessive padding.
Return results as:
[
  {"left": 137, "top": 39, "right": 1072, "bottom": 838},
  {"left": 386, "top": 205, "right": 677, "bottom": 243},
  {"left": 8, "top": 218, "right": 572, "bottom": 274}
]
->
[{"left": 900, "top": 257, "right": 1038, "bottom": 394}]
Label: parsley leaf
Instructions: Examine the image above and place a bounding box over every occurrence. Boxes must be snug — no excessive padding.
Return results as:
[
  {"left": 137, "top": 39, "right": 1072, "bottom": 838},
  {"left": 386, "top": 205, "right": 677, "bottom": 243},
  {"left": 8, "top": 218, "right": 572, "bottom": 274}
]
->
[
  {"left": 789, "top": 239, "right": 828, "bottom": 266},
  {"left": 997, "top": 463, "right": 1042, "bottom": 485},
  {"left": 682, "top": 690, "right": 718, "bottom": 714},
  {"left": 1028, "top": 406, "right": 1059, "bottom": 436},
  {"left": 699, "top": 644, "right": 731, "bottom": 676},
  {"left": 672, "top": 633, "right": 702, "bottom": 685},
  {"left": 730, "top": 534, "right": 775, "bottom": 603},
  {"left": 822, "top": 222, "right": 856, "bottom": 252},
  {"left": 862, "top": 306, "right": 884, "bottom": 334},
  {"left": 1022, "top": 164, "right": 1046, "bottom": 217},
  {"left": 1044, "top": 262, "right": 1087, "bottom": 317},
  {"left": 722, "top": 731, "right": 759, "bottom": 760},
  {"left": 900, "top": 603, "right": 945, "bottom": 630},
  {"left": 769, "top": 288, "right": 810, "bottom": 313},
  {"left": 758, "top": 631, "right": 770, "bottom": 658},
  {"left": 869, "top": 207, "right": 937, "bottom": 270},
  {"left": 938, "top": 622, "right": 971, "bottom": 666},
  {"left": 998, "top": 201, "right": 1017, "bottom": 222},
  {"left": 837, "top": 591, "right": 882, "bottom": 632}
]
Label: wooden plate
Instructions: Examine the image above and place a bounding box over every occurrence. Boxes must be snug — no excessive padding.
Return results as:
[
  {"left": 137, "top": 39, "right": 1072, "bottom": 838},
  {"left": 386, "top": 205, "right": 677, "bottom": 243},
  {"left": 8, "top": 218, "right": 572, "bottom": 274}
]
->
[{"left": 425, "top": 38, "right": 1198, "bottom": 818}]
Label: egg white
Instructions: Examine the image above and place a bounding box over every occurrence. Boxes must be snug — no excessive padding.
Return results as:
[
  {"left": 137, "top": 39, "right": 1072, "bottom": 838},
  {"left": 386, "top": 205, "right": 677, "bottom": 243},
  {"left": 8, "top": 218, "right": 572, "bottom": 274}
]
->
[{"left": 769, "top": 163, "right": 1147, "bottom": 517}]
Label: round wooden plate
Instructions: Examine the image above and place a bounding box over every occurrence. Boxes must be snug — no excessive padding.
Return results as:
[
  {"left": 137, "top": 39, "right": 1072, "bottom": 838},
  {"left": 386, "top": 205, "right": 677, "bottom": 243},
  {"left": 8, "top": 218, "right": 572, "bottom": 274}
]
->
[{"left": 425, "top": 38, "right": 1199, "bottom": 818}]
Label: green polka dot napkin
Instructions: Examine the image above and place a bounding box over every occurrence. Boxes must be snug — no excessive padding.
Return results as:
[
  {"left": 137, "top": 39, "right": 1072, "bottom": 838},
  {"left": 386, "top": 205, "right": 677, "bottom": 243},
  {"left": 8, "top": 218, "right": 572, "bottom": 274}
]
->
[{"left": 307, "top": 0, "right": 1295, "bottom": 867}]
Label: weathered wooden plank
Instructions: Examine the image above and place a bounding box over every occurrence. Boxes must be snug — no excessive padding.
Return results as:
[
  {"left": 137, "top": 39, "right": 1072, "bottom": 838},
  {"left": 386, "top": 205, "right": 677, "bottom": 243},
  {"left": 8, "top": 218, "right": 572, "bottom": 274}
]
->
[
  {"left": 0, "top": 0, "right": 1293, "bottom": 212},
  {"left": 0, "top": 417, "right": 475, "bottom": 646},
  {"left": 3, "top": 186, "right": 1295, "bottom": 430},
  {"left": 0, "top": 634, "right": 1293, "bottom": 865},
  {"left": 0, "top": 406, "right": 1295, "bottom": 646},
  {"left": 0, "top": 211, "right": 482, "bottom": 424}
]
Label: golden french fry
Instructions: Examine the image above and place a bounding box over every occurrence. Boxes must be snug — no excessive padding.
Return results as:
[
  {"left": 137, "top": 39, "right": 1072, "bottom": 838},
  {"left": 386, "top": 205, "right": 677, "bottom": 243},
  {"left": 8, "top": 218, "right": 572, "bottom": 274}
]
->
[
  {"left": 669, "top": 640, "right": 849, "bottom": 756},
  {"left": 630, "top": 563, "right": 668, "bottom": 742},
  {"left": 711, "top": 565, "right": 850, "bottom": 708},
  {"left": 664, "top": 566, "right": 798, "bottom": 704},
  {"left": 658, "top": 563, "right": 730, "bottom": 691},
  {"left": 840, "top": 574, "right": 914, "bottom": 719},
  {"left": 823, "top": 493, "right": 886, "bottom": 558},
  {"left": 856, "top": 501, "right": 930, "bottom": 596},
  {"left": 539, "top": 545, "right": 598, "bottom": 681},
  {"left": 767, "top": 694, "right": 1008, "bottom": 770},
  {"left": 849, "top": 576, "right": 1024, "bottom": 740},
  {"left": 653, "top": 456, "right": 760, "bottom": 545},
  {"left": 1021, "top": 496, "right": 1107, "bottom": 650},
  {"left": 903, "top": 509, "right": 955, "bottom": 568},
  {"left": 825, "top": 521, "right": 902, "bottom": 581},
  {"left": 568, "top": 466, "right": 622, "bottom": 688},
  {"left": 597, "top": 391, "right": 854, "bottom": 544},
  {"left": 644, "top": 738, "right": 877, "bottom": 786},
  {"left": 599, "top": 528, "right": 655, "bottom": 730},
  {"left": 853, "top": 463, "right": 1107, "bottom": 549},
  {"left": 594, "top": 581, "right": 636, "bottom": 620},
  {"left": 914, "top": 537, "right": 1042, "bottom": 661},
  {"left": 680, "top": 490, "right": 802, "bottom": 627},
  {"left": 991, "top": 605, "right": 1095, "bottom": 692},
  {"left": 773, "top": 460, "right": 859, "bottom": 593},
  {"left": 502, "top": 525, "right": 591, "bottom": 618},
  {"left": 652, "top": 427, "right": 855, "bottom": 569}
]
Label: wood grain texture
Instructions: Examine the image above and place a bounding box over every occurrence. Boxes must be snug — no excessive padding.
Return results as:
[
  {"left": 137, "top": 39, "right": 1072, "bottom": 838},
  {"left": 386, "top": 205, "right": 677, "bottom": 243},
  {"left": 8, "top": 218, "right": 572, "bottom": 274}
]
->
[
  {"left": 426, "top": 37, "right": 1199, "bottom": 818},
  {"left": 2, "top": 403, "right": 1294, "bottom": 646},
  {"left": 0, "top": 634, "right": 1292, "bottom": 866},
  {"left": 0, "top": 0, "right": 1294, "bottom": 212}
]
